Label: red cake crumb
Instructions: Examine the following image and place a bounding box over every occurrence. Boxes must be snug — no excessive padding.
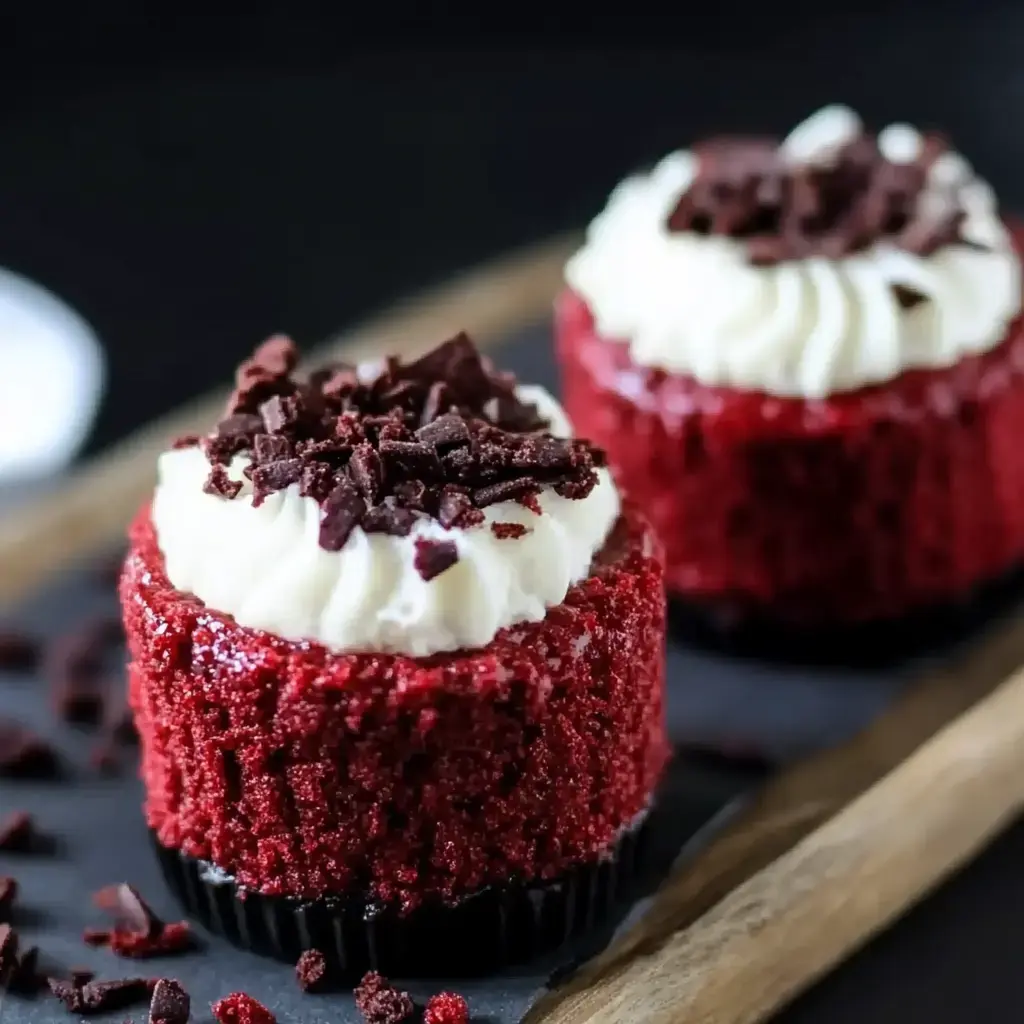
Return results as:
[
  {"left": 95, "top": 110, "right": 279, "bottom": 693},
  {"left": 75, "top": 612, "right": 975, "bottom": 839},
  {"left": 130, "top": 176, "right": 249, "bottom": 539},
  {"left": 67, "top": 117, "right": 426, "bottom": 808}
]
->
[
  {"left": 295, "top": 949, "right": 329, "bottom": 992},
  {"left": 556, "top": 240, "right": 1024, "bottom": 626},
  {"left": 424, "top": 991, "right": 470, "bottom": 1024},
  {"left": 354, "top": 972, "right": 414, "bottom": 1024},
  {"left": 124, "top": 501, "right": 666, "bottom": 907},
  {"left": 211, "top": 991, "right": 277, "bottom": 1024},
  {"left": 86, "top": 884, "right": 193, "bottom": 958},
  {"left": 491, "top": 522, "right": 529, "bottom": 540}
]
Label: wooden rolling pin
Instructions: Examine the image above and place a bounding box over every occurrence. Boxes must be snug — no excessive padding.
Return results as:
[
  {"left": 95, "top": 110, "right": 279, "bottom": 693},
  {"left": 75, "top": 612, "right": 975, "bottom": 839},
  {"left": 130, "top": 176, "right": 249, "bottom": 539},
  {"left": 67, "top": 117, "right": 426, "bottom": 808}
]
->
[{"left": 531, "top": 611, "right": 1024, "bottom": 1023}]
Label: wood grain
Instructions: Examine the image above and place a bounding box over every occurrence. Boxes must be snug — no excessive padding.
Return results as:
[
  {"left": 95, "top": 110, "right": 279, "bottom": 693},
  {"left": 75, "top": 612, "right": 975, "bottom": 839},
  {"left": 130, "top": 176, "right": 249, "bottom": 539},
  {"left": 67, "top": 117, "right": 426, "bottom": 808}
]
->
[
  {"left": 530, "top": 609, "right": 1024, "bottom": 1023},
  {"left": 0, "top": 233, "right": 578, "bottom": 603}
]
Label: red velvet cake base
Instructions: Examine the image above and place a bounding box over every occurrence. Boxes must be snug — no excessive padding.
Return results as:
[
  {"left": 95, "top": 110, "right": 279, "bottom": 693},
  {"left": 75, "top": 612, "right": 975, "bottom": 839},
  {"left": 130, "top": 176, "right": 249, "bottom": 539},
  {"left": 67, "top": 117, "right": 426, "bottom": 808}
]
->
[
  {"left": 123, "top": 504, "right": 666, "bottom": 915},
  {"left": 556, "top": 247, "right": 1024, "bottom": 628}
]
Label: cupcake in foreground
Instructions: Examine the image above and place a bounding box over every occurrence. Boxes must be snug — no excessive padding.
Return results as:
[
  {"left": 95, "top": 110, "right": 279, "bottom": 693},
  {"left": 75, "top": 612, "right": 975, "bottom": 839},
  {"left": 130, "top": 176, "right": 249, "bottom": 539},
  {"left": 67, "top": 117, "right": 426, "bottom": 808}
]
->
[
  {"left": 122, "top": 333, "right": 667, "bottom": 974},
  {"left": 558, "top": 104, "right": 1024, "bottom": 630}
]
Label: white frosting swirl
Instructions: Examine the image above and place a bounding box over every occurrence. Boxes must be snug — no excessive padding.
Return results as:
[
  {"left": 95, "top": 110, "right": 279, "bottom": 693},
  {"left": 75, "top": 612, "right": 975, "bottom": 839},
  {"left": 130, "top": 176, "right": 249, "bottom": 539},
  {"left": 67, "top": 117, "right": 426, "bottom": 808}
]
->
[
  {"left": 565, "top": 105, "right": 1022, "bottom": 398},
  {"left": 151, "top": 386, "right": 620, "bottom": 657}
]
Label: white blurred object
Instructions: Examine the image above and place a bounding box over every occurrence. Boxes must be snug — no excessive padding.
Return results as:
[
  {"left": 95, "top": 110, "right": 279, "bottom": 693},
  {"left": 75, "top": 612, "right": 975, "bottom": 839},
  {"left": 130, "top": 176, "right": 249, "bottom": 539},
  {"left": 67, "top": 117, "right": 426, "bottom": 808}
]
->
[{"left": 0, "top": 267, "right": 105, "bottom": 483}]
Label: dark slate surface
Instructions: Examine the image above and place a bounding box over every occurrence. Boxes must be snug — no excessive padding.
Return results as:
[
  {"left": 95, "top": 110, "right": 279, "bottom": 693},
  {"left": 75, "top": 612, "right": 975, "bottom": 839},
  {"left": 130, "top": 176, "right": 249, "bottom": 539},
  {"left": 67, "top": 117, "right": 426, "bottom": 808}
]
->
[{"left": 0, "top": 323, "right": 1021, "bottom": 1023}]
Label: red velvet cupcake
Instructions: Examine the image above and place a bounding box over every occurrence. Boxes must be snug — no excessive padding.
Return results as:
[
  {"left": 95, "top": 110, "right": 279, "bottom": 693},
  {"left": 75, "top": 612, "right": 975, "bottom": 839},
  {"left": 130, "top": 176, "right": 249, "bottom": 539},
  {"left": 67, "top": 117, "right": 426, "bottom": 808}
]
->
[
  {"left": 122, "top": 333, "right": 667, "bottom": 975},
  {"left": 558, "top": 105, "right": 1024, "bottom": 633}
]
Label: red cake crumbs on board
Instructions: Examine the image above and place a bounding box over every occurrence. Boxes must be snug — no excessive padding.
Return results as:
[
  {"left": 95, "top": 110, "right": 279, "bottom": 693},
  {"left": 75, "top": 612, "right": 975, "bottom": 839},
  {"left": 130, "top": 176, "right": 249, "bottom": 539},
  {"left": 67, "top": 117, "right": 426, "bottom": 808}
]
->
[
  {"left": 179, "top": 333, "right": 604, "bottom": 577},
  {"left": 211, "top": 991, "right": 277, "bottom": 1024},
  {"left": 354, "top": 972, "right": 414, "bottom": 1024},
  {"left": 424, "top": 991, "right": 470, "bottom": 1024},
  {"left": 125, "top": 500, "right": 666, "bottom": 907}
]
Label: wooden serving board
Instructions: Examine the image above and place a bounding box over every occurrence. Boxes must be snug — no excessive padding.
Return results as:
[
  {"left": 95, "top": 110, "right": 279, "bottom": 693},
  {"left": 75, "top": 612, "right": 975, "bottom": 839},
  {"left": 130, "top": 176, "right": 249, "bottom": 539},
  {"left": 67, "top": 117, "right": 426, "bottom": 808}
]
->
[{"left": 3, "top": 236, "right": 1024, "bottom": 1024}]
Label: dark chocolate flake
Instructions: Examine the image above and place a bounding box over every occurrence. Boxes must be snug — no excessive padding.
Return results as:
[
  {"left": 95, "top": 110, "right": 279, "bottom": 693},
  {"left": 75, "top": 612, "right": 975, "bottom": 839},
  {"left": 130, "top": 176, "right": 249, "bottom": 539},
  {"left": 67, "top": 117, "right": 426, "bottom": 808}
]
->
[
  {"left": 413, "top": 539, "right": 459, "bottom": 581},
  {"left": 0, "top": 811, "right": 37, "bottom": 852},
  {"left": 319, "top": 481, "right": 366, "bottom": 551},
  {"left": 0, "top": 923, "right": 18, "bottom": 976},
  {"left": 891, "top": 283, "right": 929, "bottom": 310},
  {"left": 0, "top": 721, "right": 60, "bottom": 779},
  {"left": 203, "top": 465, "right": 243, "bottom": 500},
  {"left": 0, "top": 631, "right": 38, "bottom": 672},
  {"left": 0, "top": 877, "right": 16, "bottom": 920},
  {"left": 251, "top": 458, "right": 304, "bottom": 506},
  {"left": 473, "top": 478, "right": 540, "bottom": 508},
  {"left": 93, "top": 883, "right": 162, "bottom": 939},
  {"left": 379, "top": 439, "right": 442, "bottom": 480},
  {"left": 348, "top": 443, "right": 385, "bottom": 502},
  {"left": 149, "top": 978, "right": 190, "bottom": 1024},
  {"left": 416, "top": 413, "right": 470, "bottom": 449},
  {"left": 49, "top": 976, "right": 155, "bottom": 1015},
  {"left": 198, "top": 333, "right": 606, "bottom": 553}
]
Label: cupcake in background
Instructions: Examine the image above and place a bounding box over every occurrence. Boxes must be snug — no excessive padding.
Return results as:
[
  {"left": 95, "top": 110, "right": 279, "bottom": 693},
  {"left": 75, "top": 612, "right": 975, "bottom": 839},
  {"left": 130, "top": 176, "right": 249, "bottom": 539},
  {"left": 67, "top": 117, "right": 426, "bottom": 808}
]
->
[
  {"left": 557, "top": 105, "right": 1024, "bottom": 633},
  {"left": 123, "top": 333, "right": 667, "bottom": 975}
]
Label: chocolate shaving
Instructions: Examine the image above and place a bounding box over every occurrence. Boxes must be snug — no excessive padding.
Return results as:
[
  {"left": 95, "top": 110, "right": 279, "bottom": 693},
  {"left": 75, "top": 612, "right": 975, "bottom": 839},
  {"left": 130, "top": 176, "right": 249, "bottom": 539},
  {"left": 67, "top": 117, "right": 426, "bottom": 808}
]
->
[
  {"left": 0, "top": 877, "right": 16, "bottom": 921},
  {"left": 0, "top": 923, "right": 16, "bottom": 976},
  {"left": 668, "top": 127, "right": 974, "bottom": 263},
  {"left": 149, "top": 978, "right": 190, "bottom": 1024},
  {"left": 93, "top": 884, "right": 162, "bottom": 939},
  {"left": 413, "top": 539, "right": 459, "bottom": 582},
  {"left": 88, "top": 884, "right": 194, "bottom": 958},
  {"left": 183, "top": 334, "right": 604, "bottom": 581},
  {"left": 891, "top": 283, "right": 929, "bottom": 310},
  {"left": 0, "top": 721, "right": 60, "bottom": 779},
  {"left": 49, "top": 976, "right": 155, "bottom": 1015},
  {"left": 0, "top": 812, "right": 37, "bottom": 852},
  {"left": 0, "top": 631, "right": 39, "bottom": 672},
  {"left": 8, "top": 943, "right": 45, "bottom": 994}
]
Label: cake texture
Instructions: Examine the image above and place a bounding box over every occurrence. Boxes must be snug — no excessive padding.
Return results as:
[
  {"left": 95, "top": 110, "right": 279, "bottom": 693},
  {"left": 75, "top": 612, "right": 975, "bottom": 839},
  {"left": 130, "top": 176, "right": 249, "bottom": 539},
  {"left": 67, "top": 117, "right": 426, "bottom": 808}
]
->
[
  {"left": 558, "top": 105, "right": 1024, "bottom": 628},
  {"left": 122, "top": 333, "right": 667, "bottom": 972}
]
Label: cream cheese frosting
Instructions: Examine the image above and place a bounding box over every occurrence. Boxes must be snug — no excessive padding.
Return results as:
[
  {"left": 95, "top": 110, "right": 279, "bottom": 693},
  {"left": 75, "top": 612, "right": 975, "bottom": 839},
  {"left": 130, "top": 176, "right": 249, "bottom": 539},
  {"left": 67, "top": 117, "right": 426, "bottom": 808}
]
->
[
  {"left": 151, "top": 385, "right": 621, "bottom": 657},
  {"left": 565, "top": 105, "right": 1022, "bottom": 399}
]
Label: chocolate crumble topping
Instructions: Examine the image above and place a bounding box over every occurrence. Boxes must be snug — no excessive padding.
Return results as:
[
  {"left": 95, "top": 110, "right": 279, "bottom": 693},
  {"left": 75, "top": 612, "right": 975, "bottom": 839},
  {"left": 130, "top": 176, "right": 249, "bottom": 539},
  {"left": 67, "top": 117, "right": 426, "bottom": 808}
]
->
[
  {"left": 667, "top": 126, "right": 977, "bottom": 265},
  {"left": 182, "top": 333, "right": 605, "bottom": 580}
]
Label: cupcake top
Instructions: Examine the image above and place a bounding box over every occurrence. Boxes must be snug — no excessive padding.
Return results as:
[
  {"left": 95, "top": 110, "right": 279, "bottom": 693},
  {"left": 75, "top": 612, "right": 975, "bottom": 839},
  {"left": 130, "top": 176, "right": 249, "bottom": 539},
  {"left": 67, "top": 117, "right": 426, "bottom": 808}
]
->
[
  {"left": 566, "top": 104, "right": 1022, "bottom": 398},
  {"left": 152, "top": 333, "right": 620, "bottom": 656}
]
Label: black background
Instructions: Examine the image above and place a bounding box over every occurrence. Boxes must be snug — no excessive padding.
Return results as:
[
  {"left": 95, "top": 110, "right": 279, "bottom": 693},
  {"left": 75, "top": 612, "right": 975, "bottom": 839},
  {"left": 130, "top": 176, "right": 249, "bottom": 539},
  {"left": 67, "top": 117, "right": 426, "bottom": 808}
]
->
[
  {"left": 3, "top": 7, "right": 1024, "bottom": 1021},
  {"left": 2, "top": 4, "right": 1023, "bottom": 457}
]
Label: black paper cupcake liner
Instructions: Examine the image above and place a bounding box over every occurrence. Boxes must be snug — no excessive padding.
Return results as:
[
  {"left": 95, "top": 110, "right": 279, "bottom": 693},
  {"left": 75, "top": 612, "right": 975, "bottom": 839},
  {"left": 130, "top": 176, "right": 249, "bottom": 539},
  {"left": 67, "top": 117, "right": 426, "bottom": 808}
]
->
[{"left": 152, "top": 816, "right": 650, "bottom": 977}]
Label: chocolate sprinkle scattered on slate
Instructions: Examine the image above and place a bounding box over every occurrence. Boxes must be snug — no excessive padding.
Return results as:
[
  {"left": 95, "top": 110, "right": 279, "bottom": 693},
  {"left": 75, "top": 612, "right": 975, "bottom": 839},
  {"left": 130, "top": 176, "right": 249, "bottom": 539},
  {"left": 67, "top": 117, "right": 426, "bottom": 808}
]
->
[
  {"left": 180, "top": 333, "right": 605, "bottom": 578},
  {"left": 93, "top": 883, "right": 162, "bottom": 938},
  {"left": 8, "top": 943, "right": 45, "bottom": 994},
  {"left": 667, "top": 127, "right": 976, "bottom": 263},
  {"left": 0, "top": 923, "right": 17, "bottom": 975},
  {"left": 0, "top": 721, "right": 60, "bottom": 779},
  {"left": 49, "top": 976, "right": 155, "bottom": 1015},
  {"left": 149, "top": 978, "right": 191, "bottom": 1024},
  {"left": 0, "top": 811, "right": 37, "bottom": 852},
  {"left": 0, "top": 877, "right": 16, "bottom": 920},
  {"left": 0, "top": 631, "right": 39, "bottom": 672}
]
